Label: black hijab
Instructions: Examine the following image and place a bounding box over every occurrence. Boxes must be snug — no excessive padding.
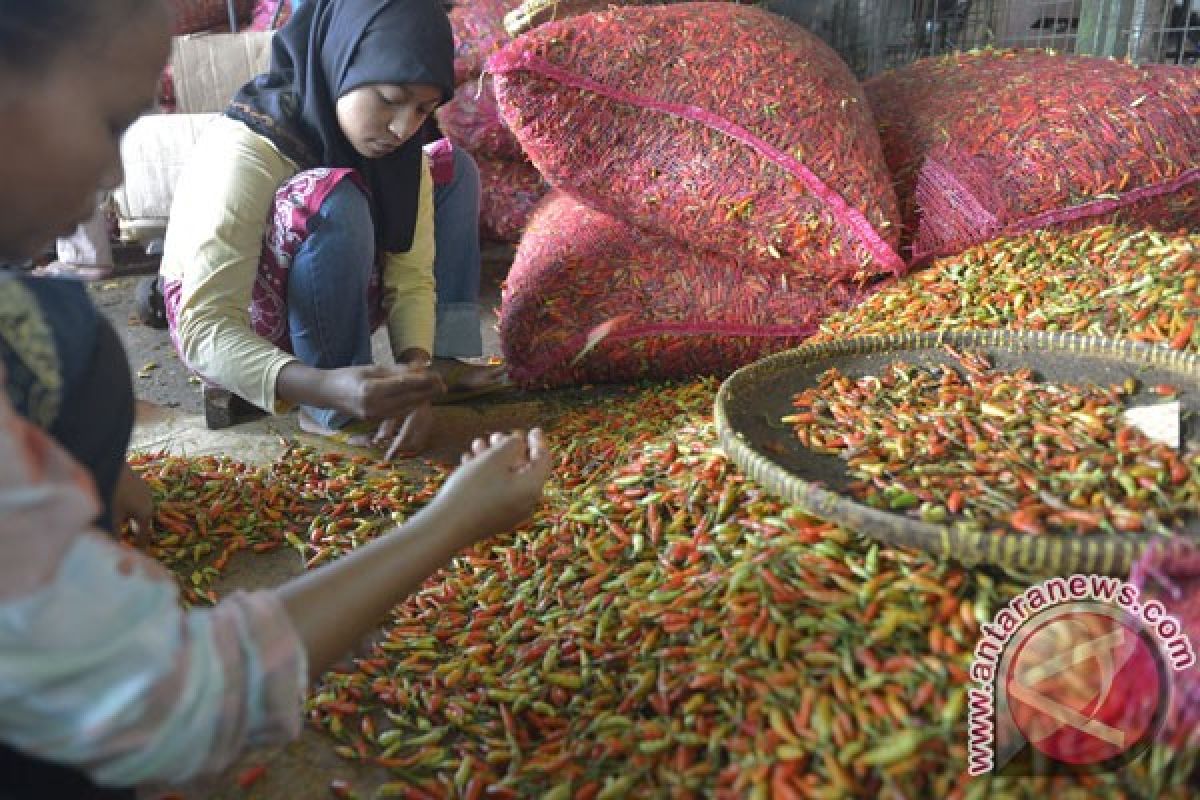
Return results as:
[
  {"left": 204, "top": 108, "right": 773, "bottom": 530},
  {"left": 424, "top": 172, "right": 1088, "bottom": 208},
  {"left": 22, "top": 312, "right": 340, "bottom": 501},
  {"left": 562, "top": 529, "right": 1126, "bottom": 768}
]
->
[{"left": 227, "top": 0, "right": 455, "bottom": 253}]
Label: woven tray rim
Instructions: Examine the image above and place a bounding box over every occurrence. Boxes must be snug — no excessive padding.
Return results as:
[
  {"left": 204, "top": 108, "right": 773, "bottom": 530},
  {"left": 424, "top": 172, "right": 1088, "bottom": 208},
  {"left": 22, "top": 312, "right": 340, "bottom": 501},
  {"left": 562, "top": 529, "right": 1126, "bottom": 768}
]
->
[{"left": 714, "top": 329, "right": 1200, "bottom": 575}]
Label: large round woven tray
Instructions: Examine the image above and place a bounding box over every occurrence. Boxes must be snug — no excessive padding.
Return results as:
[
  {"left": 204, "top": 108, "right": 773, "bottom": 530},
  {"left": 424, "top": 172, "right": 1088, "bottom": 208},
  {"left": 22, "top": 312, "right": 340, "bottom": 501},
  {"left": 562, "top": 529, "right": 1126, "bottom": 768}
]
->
[{"left": 715, "top": 330, "right": 1200, "bottom": 575}]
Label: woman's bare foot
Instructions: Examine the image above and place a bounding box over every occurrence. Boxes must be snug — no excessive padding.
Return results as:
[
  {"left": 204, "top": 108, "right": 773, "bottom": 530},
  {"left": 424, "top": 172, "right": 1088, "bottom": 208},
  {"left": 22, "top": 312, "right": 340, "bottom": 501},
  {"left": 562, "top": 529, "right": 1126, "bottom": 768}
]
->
[
  {"left": 32, "top": 260, "right": 115, "bottom": 281},
  {"left": 431, "top": 358, "right": 509, "bottom": 396},
  {"left": 433, "top": 429, "right": 550, "bottom": 540},
  {"left": 296, "top": 408, "right": 376, "bottom": 448}
]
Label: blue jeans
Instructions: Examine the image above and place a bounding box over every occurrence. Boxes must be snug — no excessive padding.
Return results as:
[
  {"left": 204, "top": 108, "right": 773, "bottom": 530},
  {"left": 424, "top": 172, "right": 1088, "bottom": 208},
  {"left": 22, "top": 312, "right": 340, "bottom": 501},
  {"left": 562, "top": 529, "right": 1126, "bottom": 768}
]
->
[{"left": 288, "top": 147, "right": 483, "bottom": 429}]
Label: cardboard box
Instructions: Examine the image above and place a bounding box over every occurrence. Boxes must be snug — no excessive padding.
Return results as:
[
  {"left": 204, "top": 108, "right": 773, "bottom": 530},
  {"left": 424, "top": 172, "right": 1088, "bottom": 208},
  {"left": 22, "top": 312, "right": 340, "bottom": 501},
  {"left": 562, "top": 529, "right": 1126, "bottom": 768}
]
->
[{"left": 171, "top": 31, "right": 273, "bottom": 113}]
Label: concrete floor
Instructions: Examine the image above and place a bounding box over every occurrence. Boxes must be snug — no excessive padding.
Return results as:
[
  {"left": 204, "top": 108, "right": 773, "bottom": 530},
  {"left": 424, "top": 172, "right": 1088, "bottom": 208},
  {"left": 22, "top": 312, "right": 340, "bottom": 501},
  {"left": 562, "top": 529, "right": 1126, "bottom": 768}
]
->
[{"left": 87, "top": 246, "right": 561, "bottom": 800}]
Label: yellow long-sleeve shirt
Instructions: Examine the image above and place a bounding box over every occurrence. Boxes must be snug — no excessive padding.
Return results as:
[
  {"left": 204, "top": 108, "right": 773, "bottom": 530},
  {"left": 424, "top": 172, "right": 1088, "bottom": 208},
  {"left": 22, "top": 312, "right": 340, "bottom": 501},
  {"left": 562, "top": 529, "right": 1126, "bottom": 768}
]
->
[{"left": 160, "top": 115, "right": 435, "bottom": 413}]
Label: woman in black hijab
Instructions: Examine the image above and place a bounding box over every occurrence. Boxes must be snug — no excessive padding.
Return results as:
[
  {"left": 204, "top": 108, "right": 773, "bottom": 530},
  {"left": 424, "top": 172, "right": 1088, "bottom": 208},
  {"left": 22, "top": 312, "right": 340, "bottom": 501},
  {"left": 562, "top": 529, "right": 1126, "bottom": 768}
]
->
[{"left": 160, "top": 0, "right": 500, "bottom": 455}]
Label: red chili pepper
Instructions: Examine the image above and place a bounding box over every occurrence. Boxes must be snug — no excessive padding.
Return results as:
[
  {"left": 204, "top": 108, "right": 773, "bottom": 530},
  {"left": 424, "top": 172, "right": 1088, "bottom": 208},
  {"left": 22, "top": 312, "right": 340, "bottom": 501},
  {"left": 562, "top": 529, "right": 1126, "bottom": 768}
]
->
[
  {"left": 235, "top": 764, "right": 267, "bottom": 790},
  {"left": 1169, "top": 317, "right": 1195, "bottom": 350}
]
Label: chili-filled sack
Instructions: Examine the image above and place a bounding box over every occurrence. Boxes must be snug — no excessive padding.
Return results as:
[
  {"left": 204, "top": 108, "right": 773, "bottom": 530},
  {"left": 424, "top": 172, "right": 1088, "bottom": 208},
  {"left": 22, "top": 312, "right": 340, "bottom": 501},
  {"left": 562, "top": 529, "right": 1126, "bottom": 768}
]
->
[
  {"left": 489, "top": 3, "right": 904, "bottom": 284},
  {"left": 449, "top": 0, "right": 511, "bottom": 83},
  {"left": 499, "top": 191, "right": 872, "bottom": 387},
  {"left": 1125, "top": 543, "right": 1200, "bottom": 756},
  {"left": 478, "top": 156, "right": 550, "bottom": 243},
  {"left": 169, "top": 0, "right": 253, "bottom": 34},
  {"left": 503, "top": 0, "right": 742, "bottom": 35},
  {"left": 437, "top": 76, "right": 524, "bottom": 161},
  {"left": 865, "top": 50, "right": 1200, "bottom": 263}
]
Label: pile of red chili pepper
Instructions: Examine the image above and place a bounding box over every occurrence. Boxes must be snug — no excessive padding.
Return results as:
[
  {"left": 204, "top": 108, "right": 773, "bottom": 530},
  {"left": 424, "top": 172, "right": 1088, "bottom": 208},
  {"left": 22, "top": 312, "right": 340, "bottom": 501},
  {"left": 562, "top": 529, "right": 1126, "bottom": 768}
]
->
[
  {"left": 128, "top": 223, "right": 1197, "bottom": 799},
  {"left": 785, "top": 347, "right": 1199, "bottom": 536},
  {"left": 129, "top": 448, "right": 436, "bottom": 606},
  {"left": 814, "top": 224, "right": 1197, "bottom": 350},
  {"left": 136, "top": 391, "right": 1188, "bottom": 799}
]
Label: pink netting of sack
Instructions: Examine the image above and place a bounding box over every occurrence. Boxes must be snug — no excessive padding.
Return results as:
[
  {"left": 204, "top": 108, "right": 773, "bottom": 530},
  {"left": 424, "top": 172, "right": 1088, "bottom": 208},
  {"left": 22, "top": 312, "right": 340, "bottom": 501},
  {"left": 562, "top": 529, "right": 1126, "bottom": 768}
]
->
[
  {"left": 503, "top": 0, "right": 741, "bottom": 36},
  {"left": 488, "top": 3, "right": 904, "bottom": 285},
  {"left": 168, "top": 0, "right": 254, "bottom": 34},
  {"left": 499, "top": 191, "right": 874, "bottom": 387},
  {"left": 865, "top": 50, "right": 1200, "bottom": 264},
  {"left": 450, "top": 0, "right": 511, "bottom": 84},
  {"left": 478, "top": 156, "right": 549, "bottom": 243},
  {"left": 1126, "top": 542, "right": 1200, "bottom": 754},
  {"left": 436, "top": 75, "right": 524, "bottom": 161},
  {"left": 250, "top": 0, "right": 291, "bottom": 30}
]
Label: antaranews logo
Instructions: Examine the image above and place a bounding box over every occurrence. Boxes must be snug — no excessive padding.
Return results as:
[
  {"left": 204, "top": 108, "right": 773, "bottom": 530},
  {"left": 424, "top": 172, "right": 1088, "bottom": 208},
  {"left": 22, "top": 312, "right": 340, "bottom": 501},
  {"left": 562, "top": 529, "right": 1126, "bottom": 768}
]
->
[{"left": 967, "top": 574, "right": 1195, "bottom": 776}]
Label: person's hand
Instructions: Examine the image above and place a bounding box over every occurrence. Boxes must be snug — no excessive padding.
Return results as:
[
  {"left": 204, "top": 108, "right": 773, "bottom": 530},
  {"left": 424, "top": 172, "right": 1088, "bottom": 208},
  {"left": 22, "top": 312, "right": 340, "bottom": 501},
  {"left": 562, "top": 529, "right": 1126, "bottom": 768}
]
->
[
  {"left": 324, "top": 364, "right": 445, "bottom": 421},
  {"left": 432, "top": 429, "right": 551, "bottom": 545},
  {"left": 375, "top": 402, "right": 436, "bottom": 460},
  {"left": 113, "top": 463, "right": 154, "bottom": 544}
]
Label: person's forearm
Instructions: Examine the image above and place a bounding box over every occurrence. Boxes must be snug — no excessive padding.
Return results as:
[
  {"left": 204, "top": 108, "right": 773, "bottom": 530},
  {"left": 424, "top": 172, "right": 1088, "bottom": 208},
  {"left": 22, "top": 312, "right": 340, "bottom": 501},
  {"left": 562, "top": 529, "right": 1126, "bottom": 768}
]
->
[
  {"left": 275, "top": 498, "right": 474, "bottom": 674},
  {"left": 276, "top": 361, "right": 332, "bottom": 409}
]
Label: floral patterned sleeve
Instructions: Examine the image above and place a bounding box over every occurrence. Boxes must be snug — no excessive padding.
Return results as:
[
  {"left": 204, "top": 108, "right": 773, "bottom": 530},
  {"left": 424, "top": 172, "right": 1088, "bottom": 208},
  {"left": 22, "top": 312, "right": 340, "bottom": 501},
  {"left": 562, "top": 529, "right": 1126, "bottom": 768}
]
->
[{"left": 0, "top": 371, "right": 308, "bottom": 787}]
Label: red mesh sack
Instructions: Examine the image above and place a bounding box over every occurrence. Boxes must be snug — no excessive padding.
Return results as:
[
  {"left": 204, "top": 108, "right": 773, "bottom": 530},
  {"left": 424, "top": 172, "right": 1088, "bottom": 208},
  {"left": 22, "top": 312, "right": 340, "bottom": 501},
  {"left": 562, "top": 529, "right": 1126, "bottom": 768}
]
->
[
  {"left": 499, "top": 191, "right": 872, "bottom": 387},
  {"left": 503, "top": 0, "right": 737, "bottom": 36},
  {"left": 168, "top": 0, "right": 254, "bottom": 34},
  {"left": 450, "top": 0, "right": 511, "bottom": 84},
  {"left": 478, "top": 157, "right": 549, "bottom": 243},
  {"left": 250, "top": 0, "right": 291, "bottom": 30},
  {"left": 1124, "top": 543, "right": 1200, "bottom": 755},
  {"left": 865, "top": 50, "right": 1200, "bottom": 264},
  {"left": 436, "top": 76, "right": 523, "bottom": 161},
  {"left": 489, "top": 3, "right": 904, "bottom": 285}
]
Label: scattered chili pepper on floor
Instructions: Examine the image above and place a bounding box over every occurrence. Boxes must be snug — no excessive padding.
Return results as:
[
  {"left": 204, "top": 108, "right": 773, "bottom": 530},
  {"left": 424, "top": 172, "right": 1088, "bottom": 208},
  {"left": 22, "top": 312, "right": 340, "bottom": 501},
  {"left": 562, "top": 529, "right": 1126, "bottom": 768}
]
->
[
  {"left": 235, "top": 764, "right": 268, "bottom": 790},
  {"left": 125, "top": 222, "right": 1198, "bottom": 797}
]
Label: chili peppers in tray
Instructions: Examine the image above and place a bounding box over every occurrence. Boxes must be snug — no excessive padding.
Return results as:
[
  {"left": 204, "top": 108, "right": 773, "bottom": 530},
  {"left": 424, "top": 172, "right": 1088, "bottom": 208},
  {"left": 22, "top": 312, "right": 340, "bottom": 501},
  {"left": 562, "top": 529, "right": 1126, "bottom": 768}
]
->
[{"left": 785, "top": 347, "right": 1199, "bottom": 537}]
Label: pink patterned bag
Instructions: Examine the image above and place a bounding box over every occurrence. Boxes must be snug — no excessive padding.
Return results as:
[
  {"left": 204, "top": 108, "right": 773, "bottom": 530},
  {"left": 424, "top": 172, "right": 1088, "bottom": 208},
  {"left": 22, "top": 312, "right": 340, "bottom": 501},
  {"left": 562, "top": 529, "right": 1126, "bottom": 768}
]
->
[{"left": 250, "top": 0, "right": 291, "bottom": 30}]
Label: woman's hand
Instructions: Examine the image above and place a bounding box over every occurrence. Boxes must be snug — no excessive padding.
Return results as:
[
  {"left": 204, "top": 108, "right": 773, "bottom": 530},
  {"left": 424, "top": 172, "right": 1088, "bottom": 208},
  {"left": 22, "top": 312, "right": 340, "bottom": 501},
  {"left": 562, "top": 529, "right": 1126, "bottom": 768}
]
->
[
  {"left": 277, "top": 429, "right": 551, "bottom": 675},
  {"left": 279, "top": 362, "right": 445, "bottom": 421},
  {"left": 433, "top": 430, "right": 551, "bottom": 540},
  {"left": 330, "top": 364, "right": 445, "bottom": 420}
]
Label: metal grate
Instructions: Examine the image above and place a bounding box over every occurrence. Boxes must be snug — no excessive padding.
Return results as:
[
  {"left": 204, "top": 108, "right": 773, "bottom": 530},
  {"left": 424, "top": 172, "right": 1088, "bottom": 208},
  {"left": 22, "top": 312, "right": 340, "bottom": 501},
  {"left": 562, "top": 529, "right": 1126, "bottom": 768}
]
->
[
  {"left": 770, "top": 0, "right": 997, "bottom": 76},
  {"left": 791, "top": 0, "right": 1199, "bottom": 75},
  {"left": 1136, "top": 0, "right": 1198, "bottom": 63},
  {"left": 995, "top": 0, "right": 1081, "bottom": 52},
  {"left": 1065, "top": 0, "right": 1197, "bottom": 62}
]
